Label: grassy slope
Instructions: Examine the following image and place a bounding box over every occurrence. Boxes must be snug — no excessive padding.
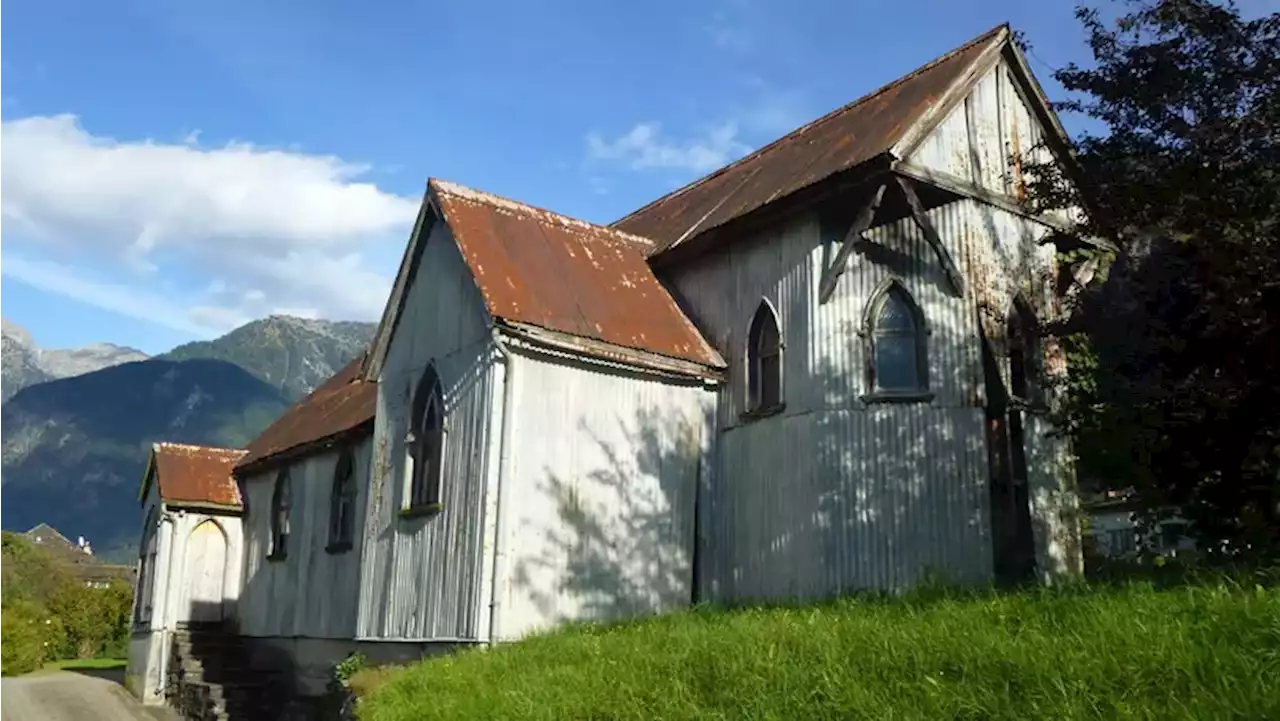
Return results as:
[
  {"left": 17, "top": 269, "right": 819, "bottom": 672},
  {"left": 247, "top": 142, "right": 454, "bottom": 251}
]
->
[{"left": 358, "top": 581, "right": 1280, "bottom": 721}]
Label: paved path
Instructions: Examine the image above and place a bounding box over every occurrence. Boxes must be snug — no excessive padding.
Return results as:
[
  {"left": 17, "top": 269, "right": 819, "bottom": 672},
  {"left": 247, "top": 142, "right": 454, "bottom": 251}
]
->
[{"left": 1, "top": 670, "right": 177, "bottom": 721}]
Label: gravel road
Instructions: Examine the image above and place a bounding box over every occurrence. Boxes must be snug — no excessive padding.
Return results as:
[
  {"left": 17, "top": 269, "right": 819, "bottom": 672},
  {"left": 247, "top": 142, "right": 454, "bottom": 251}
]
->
[{"left": 1, "top": 670, "right": 177, "bottom": 721}]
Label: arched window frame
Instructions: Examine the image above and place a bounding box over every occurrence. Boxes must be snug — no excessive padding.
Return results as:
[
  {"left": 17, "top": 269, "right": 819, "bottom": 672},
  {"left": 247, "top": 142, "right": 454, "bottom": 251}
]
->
[
  {"left": 862, "top": 279, "right": 932, "bottom": 402},
  {"left": 744, "top": 298, "right": 784, "bottom": 417},
  {"left": 269, "top": 469, "right": 291, "bottom": 561},
  {"left": 327, "top": 449, "right": 357, "bottom": 552},
  {"left": 1006, "top": 295, "right": 1042, "bottom": 409},
  {"left": 404, "top": 363, "right": 446, "bottom": 517}
]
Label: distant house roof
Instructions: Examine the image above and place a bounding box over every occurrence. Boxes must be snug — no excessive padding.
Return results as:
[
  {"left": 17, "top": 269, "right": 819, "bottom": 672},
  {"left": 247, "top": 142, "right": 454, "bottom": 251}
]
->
[
  {"left": 22, "top": 524, "right": 132, "bottom": 580},
  {"left": 236, "top": 353, "right": 377, "bottom": 474},
  {"left": 141, "top": 442, "right": 247, "bottom": 509},
  {"left": 24, "top": 523, "right": 76, "bottom": 551},
  {"left": 612, "top": 24, "right": 1009, "bottom": 254},
  {"left": 427, "top": 178, "right": 726, "bottom": 376}
]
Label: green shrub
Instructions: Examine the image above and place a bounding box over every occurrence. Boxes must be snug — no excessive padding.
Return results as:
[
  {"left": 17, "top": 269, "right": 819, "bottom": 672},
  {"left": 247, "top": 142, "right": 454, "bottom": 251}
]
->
[
  {"left": 359, "top": 580, "right": 1280, "bottom": 721},
  {"left": 1, "top": 601, "right": 64, "bottom": 676},
  {"left": 47, "top": 580, "right": 133, "bottom": 659}
]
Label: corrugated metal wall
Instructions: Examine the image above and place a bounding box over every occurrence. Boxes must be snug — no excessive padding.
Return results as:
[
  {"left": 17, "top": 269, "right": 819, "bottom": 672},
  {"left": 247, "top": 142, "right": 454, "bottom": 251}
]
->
[
  {"left": 356, "top": 220, "right": 501, "bottom": 641},
  {"left": 668, "top": 201, "right": 997, "bottom": 602},
  {"left": 662, "top": 56, "right": 1091, "bottom": 598},
  {"left": 237, "top": 437, "right": 370, "bottom": 638},
  {"left": 496, "top": 350, "right": 715, "bottom": 640}
]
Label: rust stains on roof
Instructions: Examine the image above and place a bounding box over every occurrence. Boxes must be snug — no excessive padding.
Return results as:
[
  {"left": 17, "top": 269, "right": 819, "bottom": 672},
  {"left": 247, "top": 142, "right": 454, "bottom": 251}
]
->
[
  {"left": 429, "top": 179, "right": 726, "bottom": 373},
  {"left": 147, "top": 442, "right": 247, "bottom": 509},
  {"left": 612, "top": 24, "right": 1008, "bottom": 252},
  {"left": 236, "top": 353, "right": 377, "bottom": 474}
]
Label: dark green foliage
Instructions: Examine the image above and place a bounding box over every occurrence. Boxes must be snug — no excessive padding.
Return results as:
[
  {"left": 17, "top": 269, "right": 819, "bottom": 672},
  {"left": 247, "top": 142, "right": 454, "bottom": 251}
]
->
[
  {"left": 358, "top": 579, "right": 1280, "bottom": 721},
  {"left": 161, "top": 316, "right": 375, "bottom": 401},
  {"left": 0, "top": 532, "right": 131, "bottom": 675},
  {"left": 1022, "top": 0, "right": 1280, "bottom": 560}
]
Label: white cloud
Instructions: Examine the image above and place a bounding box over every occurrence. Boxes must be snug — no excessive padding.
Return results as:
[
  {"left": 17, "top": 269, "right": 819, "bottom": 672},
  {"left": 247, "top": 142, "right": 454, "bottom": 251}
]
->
[
  {"left": 0, "top": 114, "right": 418, "bottom": 334},
  {"left": 585, "top": 122, "right": 751, "bottom": 174}
]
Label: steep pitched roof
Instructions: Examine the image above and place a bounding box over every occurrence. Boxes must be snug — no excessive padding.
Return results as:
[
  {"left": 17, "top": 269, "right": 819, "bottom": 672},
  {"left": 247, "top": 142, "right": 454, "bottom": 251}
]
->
[
  {"left": 141, "top": 442, "right": 246, "bottom": 509},
  {"left": 422, "top": 179, "right": 725, "bottom": 375},
  {"left": 612, "top": 24, "right": 1010, "bottom": 253},
  {"left": 236, "top": 353, "right": 376, "bottom": 474}
]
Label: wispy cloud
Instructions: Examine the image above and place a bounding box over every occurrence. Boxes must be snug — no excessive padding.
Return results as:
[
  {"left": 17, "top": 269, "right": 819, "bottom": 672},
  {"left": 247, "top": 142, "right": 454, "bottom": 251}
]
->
[
  {"left": 0, "top": 114, "right": 417, "bottom": 334},
  {"left": 585, "top": 122, "right": 751, "bottom": 174},
  {"left": 734, "top": 75, "right": 812, "bottom": 136},
  {"left": 1, "top": 255, "right": 226, "bottom": 337},
  {"left": 706, "top": 0, "right": 756, "bottom": 52}
]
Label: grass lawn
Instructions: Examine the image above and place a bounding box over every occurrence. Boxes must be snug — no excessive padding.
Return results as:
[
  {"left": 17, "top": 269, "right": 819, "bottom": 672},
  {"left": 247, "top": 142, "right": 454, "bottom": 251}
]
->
[
  {"left": 356, "top": 579, "right": 1280, "bottom": 721},
  {"left": 43, "top": 657, "right": 127, "bottom": 672}
]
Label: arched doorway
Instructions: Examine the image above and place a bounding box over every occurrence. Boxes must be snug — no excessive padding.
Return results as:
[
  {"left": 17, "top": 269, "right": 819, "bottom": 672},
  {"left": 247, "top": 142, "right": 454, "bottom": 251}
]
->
[{"left": 184, "top": 520, "right": 228, "bottom": 623}]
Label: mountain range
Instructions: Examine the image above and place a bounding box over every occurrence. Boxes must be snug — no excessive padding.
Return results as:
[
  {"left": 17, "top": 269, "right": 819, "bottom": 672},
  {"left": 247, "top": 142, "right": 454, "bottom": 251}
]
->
[
  {"left": 2, "top": 319, "right": 150, "bottom": 401},
  {"left": 0, "top": 315, "right": 376, "bottom": 563}
]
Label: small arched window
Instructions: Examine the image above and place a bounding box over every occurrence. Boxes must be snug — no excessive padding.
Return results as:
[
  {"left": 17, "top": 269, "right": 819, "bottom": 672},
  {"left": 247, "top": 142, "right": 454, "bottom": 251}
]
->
[
  {"left": 328, "top": 450, "right": 357, "bottom": 551},
  {"left": 270, "top": 469, "right": 291, "bottom": 560},
  {"left": 408, "top": 364, "right": 446, "bottom": 511},
  {"left": 868, "top": 283, "right": 928, "bottom": 395},
  {"left": 747, "top": 300, "right": 783, "bottom": 412}
]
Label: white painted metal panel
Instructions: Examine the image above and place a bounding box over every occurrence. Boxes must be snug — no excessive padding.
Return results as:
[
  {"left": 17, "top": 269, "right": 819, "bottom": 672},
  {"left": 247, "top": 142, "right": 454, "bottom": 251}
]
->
[
  {"left": 907, "top": 59, "right": 1083, "bottom": 229},
  {"left": 356, "top": 219, "right": 500, "bottom": 641},
  {"left": 237, "top": 437, "right": 371, "bottom": 638},
  {"left": 496, "top": 350, "right": 715, "bottom": 640},
  {"left": 908, "top": 98, "right": 973, "bottom": 181}
]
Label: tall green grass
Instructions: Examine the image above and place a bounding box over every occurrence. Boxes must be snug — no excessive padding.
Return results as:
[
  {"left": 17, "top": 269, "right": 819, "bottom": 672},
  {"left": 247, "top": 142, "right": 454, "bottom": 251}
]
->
[{"left": 358, "top": 579, "right": 1280, "bottom": 720}]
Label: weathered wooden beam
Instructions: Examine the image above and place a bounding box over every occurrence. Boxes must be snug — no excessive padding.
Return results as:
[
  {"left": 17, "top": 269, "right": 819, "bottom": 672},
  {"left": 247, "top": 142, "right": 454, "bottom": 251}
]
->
[
  {"left": 893, "top": 161, "right": 1116, "bottom": 252},
  {"left": 817, "top": 182, "right": 888, "bottom": 304},
  {"left": 895, "top": 175, "right": 968, "bottom": 296}
]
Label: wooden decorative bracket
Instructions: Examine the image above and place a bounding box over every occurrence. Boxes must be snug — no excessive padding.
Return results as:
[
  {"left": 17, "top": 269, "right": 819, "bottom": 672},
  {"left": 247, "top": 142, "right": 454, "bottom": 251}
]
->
[
  {"left": 895, "top": 175, "right": 967, "bottom": 296},
  {"left": 818, "top": 182, "right": 888, "bottom": 304}
]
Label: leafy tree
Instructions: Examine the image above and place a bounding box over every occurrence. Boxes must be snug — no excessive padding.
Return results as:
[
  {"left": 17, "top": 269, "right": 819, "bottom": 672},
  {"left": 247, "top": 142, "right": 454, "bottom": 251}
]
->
[
  {"left": 48, "top": 580, "right": 133, "bottom": 659},
  {"left": 1023, "top": 0, "right": 1279, "bottom": 559},
  {"left": 1, "top": 532, "right": 71, "bottom": 606}
]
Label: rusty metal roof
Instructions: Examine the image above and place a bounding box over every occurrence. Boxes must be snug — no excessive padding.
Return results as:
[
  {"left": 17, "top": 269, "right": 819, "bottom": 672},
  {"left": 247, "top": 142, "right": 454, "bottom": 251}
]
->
[
  {"left": 613, "top": 24, "right": 1008, "bottom": 252},
  {"left": 148, "top": 442, "right": 247, "bottom": 508},
  {"left": 429, "top": 179, "right": 726, "bottom": 372},
  {"left": 236, "top": 353, "right": 377, "bottom": 473}
]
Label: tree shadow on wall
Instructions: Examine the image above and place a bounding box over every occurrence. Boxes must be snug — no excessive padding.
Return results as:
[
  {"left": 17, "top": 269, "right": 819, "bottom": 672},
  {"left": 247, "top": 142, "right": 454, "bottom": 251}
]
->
[
  {"left": 509, "top": 404, "right": 707, "bottom": 626},
  {"left": 506, "top": 221, "right": 1076, "bottom": 626}
]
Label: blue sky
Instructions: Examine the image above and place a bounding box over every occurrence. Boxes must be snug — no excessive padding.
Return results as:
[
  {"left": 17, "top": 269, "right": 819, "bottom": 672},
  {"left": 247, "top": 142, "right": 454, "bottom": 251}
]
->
[{"left": 0, "top": 0, "right": 1167, "bottom": 354}]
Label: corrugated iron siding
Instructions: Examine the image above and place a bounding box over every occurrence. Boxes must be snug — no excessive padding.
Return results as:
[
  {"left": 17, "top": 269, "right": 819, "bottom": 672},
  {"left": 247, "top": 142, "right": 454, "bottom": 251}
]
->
[
  {"left": 497, "top": 351, "right": 715, "bottom": 640},
  {"left": 356, "top": 219, "right": 500, "bottom": 641},
  {"left": 906, "top": 60, "right": 1083, "bottom": 579},
  {"left": 668, "top": 202, "right": 996, "bottom": 601},
  {"left": 237, "top": 437, "right": 371, "bottom": 638}
]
